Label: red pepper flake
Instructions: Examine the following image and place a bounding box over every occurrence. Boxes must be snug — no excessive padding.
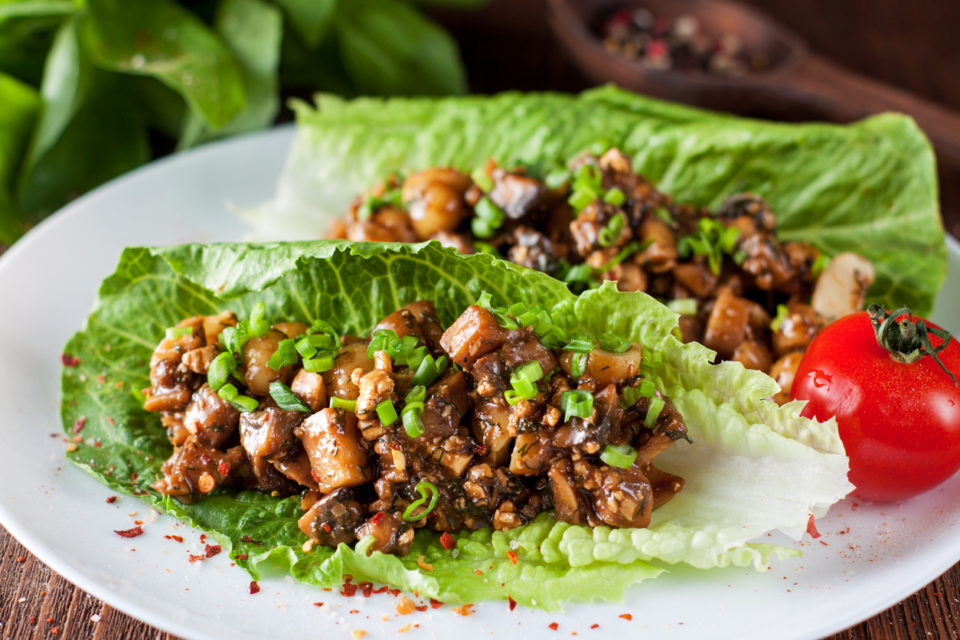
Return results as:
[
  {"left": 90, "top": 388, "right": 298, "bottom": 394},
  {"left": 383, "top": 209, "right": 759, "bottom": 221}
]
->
[
  {"left": 134, "top": 520, "right": 143, "bottom": 525},
  {"left": 372, "top": 585, "right": 390, "bottom": 594},
  {"left": 129, "top": 472, "right": 138, "bottom": 482},
  {"left": 165, "top": 535, "right": 184, "bottom": 543},
  {"left": 387, "top": 588, "right": 402, "bottom": 597},
  {"left": 370, "top": 511, "right": 385, "bottom": 526},
  {"left": 358, "top": 581, "right": 374, "bottom": 597},
  {"left": 16, "top": 556, "right": 25, "bottom": 562},
  {"left": 451, "top": 604, "right": 475, "bottom": 617},
  {"left": 414, "top": 605, "right": 428, "bottom": 612},
  {"left": 96, "top": 374, "right": 106, "bottom": 384},
  {"left": 204, "top": 544, "right": 222, "bottom": 558},
  {"left": 349, "top": 609, "right": 359, "bottom": 614},
  {"left": 439, "top": 531, "right": 456, "bottom": 550},
  {"left": 619, "top": 613, "right": 633, "bottom": 621},
  {"left": 313, "top": 602, "right": 324, "bottom": 607},
  {"left": 249, "top": 581, "right": 260, "bottom": 595},
  {"left": 200, "top": 453, "right": 213, "bottom": 466},
  {"left": 188, "top": 554, "right": 205, "bottom": 563},
  {"left": 61, "top": 354, "right": 79, "bottom": 367},
  {"left": 311, "top": 469, "right": 321, "bottom": 483},
  {"left": 806, "top": 514, "right": 821, "bottom": 539},
  {"left": 321, "top": 522, "right": 332, "bottom": 533},
  {"left": 106, "top": 416, "right": 114, "bottom": 426},
  {"left": 473, "top": 569, "right": 483, "bottom": 576},
  {"left": 217, "top": 460, "right": 230, "bottom": 476},
  {"left": 105, "top": 496, "right": 117, "bottom": 504},
  {"left": 47, "top": 617, "right": 54, "bottom": 623},
  {"left": 72, "top": 417, "right": 87, "bottom": 433},
  {"left": 28, "top": 616, "right": 36, "bottom": 625},
  {"left": 475, "top": 444, "right": 487, "bottom": 456},
  {"left": 341, "top": 582, "right": 358, "bottom": 597},
  {"left": 508, "top": 596, "right": 517, "bottom": 611},
  {"left": 94, "top": 440, "right": 102, "bottom": 448},
  {"left": 429, "top": 599, "right": 443, "bottom": 609},
  {"left": 235, "top": 553, "right": 248, "bottom": 560},
  {"left": 114, "top": 526, "right": 144, "bottom": 538},
  {"left": 506, "top": 550, "right": 518, "bottom": 565},
  {"left": 548, "top": 622, "right": 559, "bottom": 631},
  {"left": 819, "top": 540, "right": 829, "bottom": 546},
  {"left": 590, "top": 624, "right": 599, "bottom": 629},
  {"left": 51, "top": 627, "right": 60, "bottom": 635}
]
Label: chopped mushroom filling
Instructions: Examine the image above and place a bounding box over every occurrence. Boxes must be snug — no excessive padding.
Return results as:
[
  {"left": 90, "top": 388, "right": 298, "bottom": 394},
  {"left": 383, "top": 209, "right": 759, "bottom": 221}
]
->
[
  {"left": 144, "top": 300, "right": 688, "bottom": 556},
  {"left": 328, "top": 148, "right": 876, "bottom": 404}
]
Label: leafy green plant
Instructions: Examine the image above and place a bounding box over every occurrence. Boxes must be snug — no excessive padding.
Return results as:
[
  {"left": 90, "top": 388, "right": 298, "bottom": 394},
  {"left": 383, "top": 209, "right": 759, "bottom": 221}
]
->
[{"left": 0, "top": 0, "right": 476, "bottom": 244}]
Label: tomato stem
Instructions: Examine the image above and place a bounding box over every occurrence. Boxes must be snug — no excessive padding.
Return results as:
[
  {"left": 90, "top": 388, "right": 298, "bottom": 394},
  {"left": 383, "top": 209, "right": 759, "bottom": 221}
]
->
[{"left": 868, "top": 304, "right": 957, "bottom": 386}]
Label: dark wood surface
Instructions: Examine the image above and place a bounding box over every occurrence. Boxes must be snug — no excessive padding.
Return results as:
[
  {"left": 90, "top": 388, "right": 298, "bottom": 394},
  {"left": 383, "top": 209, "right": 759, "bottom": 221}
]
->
[{"left": 4, "top": 1, "right": 960, "bottom": 639}]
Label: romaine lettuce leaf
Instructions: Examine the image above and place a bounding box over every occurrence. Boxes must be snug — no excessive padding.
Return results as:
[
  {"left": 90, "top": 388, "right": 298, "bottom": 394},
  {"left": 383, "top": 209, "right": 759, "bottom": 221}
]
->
[
  {"left": 62, "top": 241, "right": 851, "bottom": 610},
  {"left": 246, "top": 86, "right": 945, "bottom": 315}
]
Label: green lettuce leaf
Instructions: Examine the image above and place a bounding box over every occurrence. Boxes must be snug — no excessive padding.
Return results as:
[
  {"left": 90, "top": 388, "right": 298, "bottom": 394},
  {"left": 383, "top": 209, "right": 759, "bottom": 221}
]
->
[
  {"left": 62, "top": 241, "right": 850, "bottom": 610},
  {"left": 247, "top": 86, "right": 945, "bottom": 314},
  {"left": 0, "top": 70, "right": 39, "bottom": 244}
]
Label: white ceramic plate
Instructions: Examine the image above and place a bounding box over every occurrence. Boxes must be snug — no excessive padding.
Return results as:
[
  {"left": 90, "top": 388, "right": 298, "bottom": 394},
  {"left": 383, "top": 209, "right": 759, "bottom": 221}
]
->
[{"left": 1, "top": 126, "right": 959, "bottom": 640}]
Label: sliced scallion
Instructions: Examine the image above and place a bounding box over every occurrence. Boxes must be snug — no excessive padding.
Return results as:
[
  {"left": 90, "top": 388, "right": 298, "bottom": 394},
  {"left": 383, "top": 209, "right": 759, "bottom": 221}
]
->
[
  {"left": 248, "top": 302, "right": 269, "bottom": 338},
  {"left": 603, "top": 187, "right": 626, "bottom": 206},
  {"left": 217, "top": 383, "right": 258, "bottom": 413},
  {"left": 667, "top": 298, "right": 698, "bottom": 316},
  {"left": 402, "top": 405, "right": 425, "bottom": 438},
  {"left": 600, "top": 444, "right": 638, "bottom": 469},
  {"left": 302, "top": 354, "right": 334, "bottom": 373},
  {"left": 208, "top": 351, "right": 236, "bottom": 391},
  {"left": 561, "top": 389, "right": 593, "bottom": 421},
  {"left": 268, "top": 380, "right": 309, "bottom": 412},
  {"left": 402, "top": 480, "right": 439, "bottom": 521},
  {"left": 330, "top": 396, "right": 357, "bottom": 412},
  {"left": 267, "top": 338, "right": 299, "bottom": 371},
  {"left": 376, "top": 400, "right": 398, "bottom": 426},
  {"left": 165, "top": 326, "right": 193, "bottom": 340},
  {"left": 770, "top": 304, "right": 789, "bottom": 332},
  {"left": 644, "top": 397, "right": 665, "bottom": 428}
]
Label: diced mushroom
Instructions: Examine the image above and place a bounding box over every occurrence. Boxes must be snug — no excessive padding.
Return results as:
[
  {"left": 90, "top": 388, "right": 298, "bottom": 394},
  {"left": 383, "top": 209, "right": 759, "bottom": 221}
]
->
[
  {"left": 770, "top": 352, "right": 805, "bottom": 405},
  {"left": 509, "top": 432, "right": 547, "bottom": 476},
  {"left": 355, "top": 369, "right": 394, "bottom": 420},
  {"left": 181, "top": 345, "right": 217, "bottom": 375},
  {"left": 810, "top": 252, "right": 876, "bottom": 322},
  {"left": 239, "top": 406, "right": 304, "bottom": 461},
  {"left": 354, "top": 512, "right": 414, "bottom": 556},
  {"left": 703, "top": 287, "right": 751, "bottom": 359},
  {"left": 549, "top": 461, "right": 585, "bottom": 525},
  {"left": 732, "top": 339, "right": 773, "bottom": 372},
  {"left": 439, "top": 305, "right": 506, "bottom": 368},
  {"left": 471, "top": 398, "right": 515, "bottom": 467},
  {"left": 501, "top": 327, "right": 558, "bottom": 373},
  {"left": 297, "top": 488, "right": 365, "bottom": 546},
  {"left": 421, "top": 370, "right": 469, "bottom": 438},
  {"left": 590, "top": 463, "right": 653, "bottom": 529},
  {"left": 373, "top": 301, "right": 444, "bottom": 348},
  {"left": 183, "top": 384, "right": 240, "bottom": 448},
  {"left": 151, "top": 438, "right": 244, "bottom": 503},
  {"left": 273, "top": 448, "right": 319, "bottom": 490},
  {"left": 407, "top": 181, "right": 467, "bottom": 240},
  {"left": 323, "top": 342, "right": 374, "bottom": 401},
  {"left": 298, "top": 408, "right": 373, "bottom": 493},
  {"left": 772, "top": 303, "right": 822, "bottom": 356},
  {"left": 559, "top": 343, "right": 643, "bottom": 386},
  {"left": 638, "top": 217, "right": 678, "bottom": 273},
  {"left": 673, "top": 262, "right": 718, "bottom": 298},
  {"left": 241, "top": 328, "right": 293, "bottom": 396},
  {"left": 489, "top": 170, "right": 547, "bottom": 219},
  {"left": 401, "top": 167, "right": 471, "bottom": 204},
  {"left": 290, "top": 369, "right": 327, "bottom": 412}
]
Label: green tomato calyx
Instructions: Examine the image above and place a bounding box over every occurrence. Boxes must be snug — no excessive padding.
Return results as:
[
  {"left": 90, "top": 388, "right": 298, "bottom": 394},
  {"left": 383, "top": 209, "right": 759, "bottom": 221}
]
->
[{"left": 868, "top": 304, "right": 957, "bottom": 386}]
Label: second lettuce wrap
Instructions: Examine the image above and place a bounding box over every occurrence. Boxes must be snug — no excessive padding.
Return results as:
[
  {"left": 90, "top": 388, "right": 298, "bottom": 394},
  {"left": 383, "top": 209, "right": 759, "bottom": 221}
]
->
[{"left": 62, "top": 241, "right": 851, "bottom": 610}]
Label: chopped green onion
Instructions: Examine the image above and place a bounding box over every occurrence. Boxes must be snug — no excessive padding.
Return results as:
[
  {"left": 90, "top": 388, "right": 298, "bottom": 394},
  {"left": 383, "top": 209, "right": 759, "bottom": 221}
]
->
[
  {"left": 570, "top": 352, "right": 588, "bottom": 379},
  {"left": 268, "top": 380, "right": 310, "bottom": 412},
  {"left": 402, "top": 480, "right": 439, "bottom": 521},
  {"left": 655, "top": 208, "right": 675, "bottom": 225},
  {"left": 667, "top": 298, "right": 698, "bottom": 316},
  {"left": 561, "top": 389, "right": 594, "bottom": 421},
  {"left": 811, "top": 253, "right": 831, "bottom": 277},
  {"left": 470, "top": 168, "right": 493, "bottom": 192},
  {"left": 473, "top": 241, "right": 499, "bottom": 255},
  {"left": 598, "top": 213, "right": 626, "bottom": 247},
  {"left": 597, "top": 240, "right": 648, "bottom": 273},
  {"left": 561, "top": 263, "right": 597, "bottom": 289},
  {"left": 218, "top": 324, "right": 249, "bottom": 357},
  {"left": 544, "top": 168, "right": 571, "bottom": 189},
  {"left": 644, "top": 397, "right": 665, "bottom": 428},
  {"left": 402, "top": 405, "right": 425, "bottom": 438},
  {"left": 770, "top": 304, "right": 789, "bottom": 332},
  {"left": 472, "top": 197, "right": 506, "bottom": 239},
  {"left": 207, "top": 351, "right": 236, "bottom": 391},
  {"left": 218, "top": 383, "right": 258, "bottom": 413},
  {"left": 620, "top": 379, "right": 657, "bottom": 409},
  {"left": 574, "top": 163, "right": 602, "bottom": 191},
  {"left": 412, "top": 354, "right": 447, "bottom": 387},
  {"left": 376, "top": 400, "right": 398, "bottom": 426},
  {"left": 367, "top": 329, "right": 399, "bottom": 358},
  {"left": 508, "top": 361, "right": 544, "bottom": 401},
  {"left": 733, "top": 249, "right": 747, "bottom": 265},
  {"left": 603, "top": 187, "right": 626, "bottom": 206},
  {"left": 474, "top": 291, "right": 518, "bottom": 330},
  {"left": 568, "top": 188, "right": 595, "bottom": 211},
  {"left": 165, "top": 326, "right": 194, "bottom": 340},
  {"left": 565, "top": 335, "right": 595, "bottom": 352},
  {"left": 357, "top": 187, "right": 403, "bottom": 220},
  {"left": 504, "top": 390, "right": 523, "bottom": 406},
  {"left": 267, "top": 338, "right": 299, "bottom": 370},
  {"left": 302, "top": 354, "right": 334, "bottom": 373},
  {"left": 330, "top": 397, "right": 357, "bottom": 412},
  {"left": 677, "top": 217, "right": 742, "bottom": 276},
  {"left": 248, "top": 302, "right": 269, "bottom": 338},
  {"left": 600, "top": 444, "right": 638, "bottom": 469},
  {"left": 405, "top": 385, "right": 426, "bottom": 405},
  {"left": 598, "top": 333, "right": 631, "bottom": 353},
  {"left": 720, "top": 226, "right": 740, "bottom": 253}
]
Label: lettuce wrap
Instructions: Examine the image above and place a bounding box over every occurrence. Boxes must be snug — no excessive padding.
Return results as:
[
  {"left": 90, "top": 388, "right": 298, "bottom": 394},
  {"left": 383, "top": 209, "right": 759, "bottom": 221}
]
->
[
  {"left": 62, "top": 240, "right": 851, "bottom": 610},
  {"left": 247, "top": 86, "right": 945, "bottom": 315}
]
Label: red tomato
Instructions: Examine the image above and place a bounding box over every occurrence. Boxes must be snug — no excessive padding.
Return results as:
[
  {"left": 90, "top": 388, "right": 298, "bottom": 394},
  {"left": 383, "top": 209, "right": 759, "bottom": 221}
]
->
[{"left": 792, "top": 308, "right": 960, "bottom": 502}]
